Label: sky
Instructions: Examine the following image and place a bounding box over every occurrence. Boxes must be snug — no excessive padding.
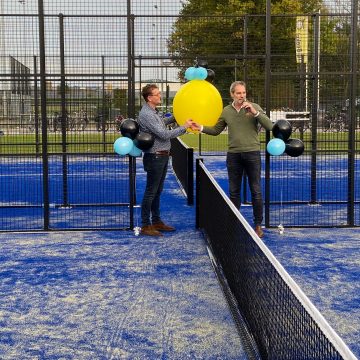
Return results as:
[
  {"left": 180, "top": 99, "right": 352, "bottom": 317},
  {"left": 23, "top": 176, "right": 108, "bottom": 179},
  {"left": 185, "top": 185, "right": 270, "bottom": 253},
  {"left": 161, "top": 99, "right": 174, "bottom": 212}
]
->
[
  {"left": 0, "top": 0, "right": 354, "bottom": 86},
  {"left": 1, "top": 0, "right": 185, "bottom": 84},
  {"left": 1, "top": 0, "right": 184, "bottom": 16}
]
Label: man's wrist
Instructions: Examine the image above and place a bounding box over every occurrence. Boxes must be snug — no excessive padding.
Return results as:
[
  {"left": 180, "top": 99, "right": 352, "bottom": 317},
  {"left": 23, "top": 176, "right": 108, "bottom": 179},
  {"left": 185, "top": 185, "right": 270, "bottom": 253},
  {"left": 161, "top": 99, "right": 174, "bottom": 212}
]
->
[
  {"left": 254, "top": 111, "right": 260, "bottom": 118},
  {"left": 200, "top": 125, "right": 204, "bottom": 132}
]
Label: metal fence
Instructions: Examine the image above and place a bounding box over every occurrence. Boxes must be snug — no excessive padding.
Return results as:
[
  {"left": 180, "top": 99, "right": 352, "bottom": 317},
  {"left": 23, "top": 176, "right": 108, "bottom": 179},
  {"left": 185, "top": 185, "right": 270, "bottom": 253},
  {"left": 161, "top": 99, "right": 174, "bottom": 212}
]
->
[{"left": 0, "top": 0, "right": 358, "bottom": 230}]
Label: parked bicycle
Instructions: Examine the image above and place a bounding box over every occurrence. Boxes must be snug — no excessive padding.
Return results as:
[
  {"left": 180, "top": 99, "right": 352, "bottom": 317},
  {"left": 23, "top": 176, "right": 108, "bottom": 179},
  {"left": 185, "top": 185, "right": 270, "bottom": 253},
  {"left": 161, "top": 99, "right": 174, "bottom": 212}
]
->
[
  {"left": 94, "top": 114, "right": 109, "bottom": 132},
  {"left": 323, "top": 105, "right": 348, "bottom": 132},
  {"left": 52, "top": 111, "right": 76, "bottom": 132},
  {"left": 73, "top": 109, "right": 89, "bottom": 131},
  {"left": 94, "top": 114, "right": 124, "bottom": 132}
]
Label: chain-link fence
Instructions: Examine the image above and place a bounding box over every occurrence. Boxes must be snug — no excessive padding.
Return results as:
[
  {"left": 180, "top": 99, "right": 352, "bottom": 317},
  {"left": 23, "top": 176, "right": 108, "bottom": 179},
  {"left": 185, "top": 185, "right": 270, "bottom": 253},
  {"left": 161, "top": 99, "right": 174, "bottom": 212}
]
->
[{"left": 0, "top": 0, "right": 358, "bottom": 229}]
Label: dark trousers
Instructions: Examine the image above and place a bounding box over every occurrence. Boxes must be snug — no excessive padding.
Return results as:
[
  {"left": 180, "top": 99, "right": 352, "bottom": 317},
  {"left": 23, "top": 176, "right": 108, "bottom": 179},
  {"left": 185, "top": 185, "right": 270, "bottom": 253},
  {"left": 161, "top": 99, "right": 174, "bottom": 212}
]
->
[
  {"left": 226, "top": 151, "right": 263, "bottom": 226},
  {"left": 141, "top": 153, "right": 169, "bottom": 226}
]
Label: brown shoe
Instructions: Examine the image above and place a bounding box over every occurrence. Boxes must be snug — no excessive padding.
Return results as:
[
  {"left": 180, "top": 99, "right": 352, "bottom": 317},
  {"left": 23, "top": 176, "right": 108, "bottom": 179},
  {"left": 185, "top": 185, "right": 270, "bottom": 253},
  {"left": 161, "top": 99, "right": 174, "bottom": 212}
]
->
[
  {"left": 152, "top": 221, "right": 176, "bottom": 232},
  {"left": 254, "top": 225, "right": 264, "bottom": 238},
  {"left": 141, "top": 225, "right": 163, "bottom": 237}
]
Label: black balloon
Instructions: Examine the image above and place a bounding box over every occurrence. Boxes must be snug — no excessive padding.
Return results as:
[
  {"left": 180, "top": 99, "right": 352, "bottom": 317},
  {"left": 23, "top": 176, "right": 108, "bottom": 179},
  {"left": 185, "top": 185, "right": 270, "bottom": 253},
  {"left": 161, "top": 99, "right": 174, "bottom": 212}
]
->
[
  {"left": 205, "top": 68, "right": 215, "bottom": 83},
  {"left": 120, "top": 119, "right": 139, "bottom": 140},
  {"left": 133, "top": 132, "right": 155, "bottom": 150},
  {"left": 197, "top": 59, "right": 208, "bottom": 69},
  {"left": 285, "top": 138, "right": 305, "bottom": 157},
  {"left": 272, "top": 119, "right": 292, "bottom": 141}
]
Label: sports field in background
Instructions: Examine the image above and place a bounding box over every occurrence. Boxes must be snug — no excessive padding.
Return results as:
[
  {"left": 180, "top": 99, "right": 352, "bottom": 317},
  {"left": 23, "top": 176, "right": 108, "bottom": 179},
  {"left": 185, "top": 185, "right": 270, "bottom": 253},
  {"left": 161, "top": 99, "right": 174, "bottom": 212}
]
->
[{"left": 1, "top": 131, "right": 360, "bottom": 154}]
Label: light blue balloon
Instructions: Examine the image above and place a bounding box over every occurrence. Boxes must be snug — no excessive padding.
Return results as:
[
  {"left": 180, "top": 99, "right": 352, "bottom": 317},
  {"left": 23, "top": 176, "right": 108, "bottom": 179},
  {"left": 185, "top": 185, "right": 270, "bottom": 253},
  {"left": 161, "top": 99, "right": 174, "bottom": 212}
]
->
[
  {"left": 267, "top": 138, "right": 286, "bottom": 156},
  {"left": 185, "top": 67, "right": 197, "bottom": 81},
  {"left": 114, "top": 137, "right": 133, "bottom": 156},
  {"left": 194, "top": 66, "right": 208, "bottom": 80},
  {"left": 129, "top": 144, "right": 142, "bottom": 157}
]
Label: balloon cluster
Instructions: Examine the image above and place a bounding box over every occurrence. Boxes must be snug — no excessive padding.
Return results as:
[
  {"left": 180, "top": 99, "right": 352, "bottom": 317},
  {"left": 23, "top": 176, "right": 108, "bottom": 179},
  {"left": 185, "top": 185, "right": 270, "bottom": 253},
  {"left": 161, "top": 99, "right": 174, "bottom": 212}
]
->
[
  {"left": 184, "top": 59, "right": 216, "bottom": 84},
  {"left": 173, "top": 59, "right": 222, "bottom": 127},
  {"left": 113, "top": 119, "right": 154, "bottom": 157},
  {"left": 267, "top": 119, "right": 305, "bottom": 157},
  {"left": 184, "top": 66, "right": 208, "bottom": 81}
]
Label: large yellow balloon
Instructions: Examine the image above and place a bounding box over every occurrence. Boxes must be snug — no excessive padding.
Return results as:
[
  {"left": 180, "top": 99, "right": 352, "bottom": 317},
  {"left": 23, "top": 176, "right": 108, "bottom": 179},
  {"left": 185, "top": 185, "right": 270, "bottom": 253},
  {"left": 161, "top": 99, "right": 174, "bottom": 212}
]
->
[{"left": 173, "top": 79, "right": 223, "bottom": 126}]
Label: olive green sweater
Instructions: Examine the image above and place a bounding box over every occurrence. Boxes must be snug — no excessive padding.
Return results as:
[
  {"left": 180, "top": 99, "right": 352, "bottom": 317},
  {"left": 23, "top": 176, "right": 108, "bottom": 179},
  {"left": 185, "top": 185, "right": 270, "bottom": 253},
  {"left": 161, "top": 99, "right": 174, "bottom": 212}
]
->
[{"left": 202, "top": 103, "right": 273, "bottom": 152}]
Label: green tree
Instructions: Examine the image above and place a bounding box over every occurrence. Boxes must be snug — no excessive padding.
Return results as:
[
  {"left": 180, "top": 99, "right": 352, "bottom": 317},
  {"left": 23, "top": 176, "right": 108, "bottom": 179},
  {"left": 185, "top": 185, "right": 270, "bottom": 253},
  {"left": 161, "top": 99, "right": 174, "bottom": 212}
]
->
[
  {"left": 113, "top": 88, "right": 128, "bottom": 116},
  {"left": 168, "top": 0, "right": 326, "bottom": 106}
]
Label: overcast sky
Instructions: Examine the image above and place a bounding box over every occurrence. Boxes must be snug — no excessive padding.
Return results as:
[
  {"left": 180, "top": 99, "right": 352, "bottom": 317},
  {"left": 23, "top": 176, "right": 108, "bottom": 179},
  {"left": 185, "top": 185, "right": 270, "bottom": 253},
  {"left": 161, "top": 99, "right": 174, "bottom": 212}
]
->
[{"left": 0, "top": 0, "right": 354, "bottom": 85}]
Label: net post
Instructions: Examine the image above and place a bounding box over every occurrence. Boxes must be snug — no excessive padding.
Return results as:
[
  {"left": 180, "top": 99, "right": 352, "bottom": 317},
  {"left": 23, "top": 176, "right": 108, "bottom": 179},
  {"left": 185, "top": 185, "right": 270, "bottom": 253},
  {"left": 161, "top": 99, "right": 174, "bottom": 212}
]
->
[
  {"left": 187, "top": 147, "right": 194, "bottom": 205},
  {"left": 195, "top": 158, "right": 203, "bottom": 229}
]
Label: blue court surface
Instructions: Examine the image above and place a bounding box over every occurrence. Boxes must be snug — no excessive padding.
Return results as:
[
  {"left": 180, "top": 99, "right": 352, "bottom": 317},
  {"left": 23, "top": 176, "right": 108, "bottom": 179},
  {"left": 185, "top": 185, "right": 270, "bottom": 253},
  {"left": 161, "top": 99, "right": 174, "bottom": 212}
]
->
[
  {"left": 0, "top": 170, "right": 246, "bottom": 359},
  {"left": 0, "top": 158, "right": 358, "bottom": 358}
]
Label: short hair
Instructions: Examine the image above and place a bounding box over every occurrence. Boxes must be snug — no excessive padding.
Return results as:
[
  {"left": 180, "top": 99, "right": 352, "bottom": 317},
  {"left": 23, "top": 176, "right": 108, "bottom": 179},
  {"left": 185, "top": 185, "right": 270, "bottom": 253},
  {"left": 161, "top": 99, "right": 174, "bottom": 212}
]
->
[
  {"left": 230, "top": 81, "right": 246, "bottom": 94},
  {"left": 142, "top": 83, "right": 158, "bottom": 102}
]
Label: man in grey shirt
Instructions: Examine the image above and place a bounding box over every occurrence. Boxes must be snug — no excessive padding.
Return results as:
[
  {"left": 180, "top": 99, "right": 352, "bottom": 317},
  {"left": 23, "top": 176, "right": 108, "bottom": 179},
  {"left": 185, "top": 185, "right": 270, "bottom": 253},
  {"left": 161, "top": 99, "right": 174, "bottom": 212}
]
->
[{"left": 138, "top": 84, "right": 193, "bottom": 237}]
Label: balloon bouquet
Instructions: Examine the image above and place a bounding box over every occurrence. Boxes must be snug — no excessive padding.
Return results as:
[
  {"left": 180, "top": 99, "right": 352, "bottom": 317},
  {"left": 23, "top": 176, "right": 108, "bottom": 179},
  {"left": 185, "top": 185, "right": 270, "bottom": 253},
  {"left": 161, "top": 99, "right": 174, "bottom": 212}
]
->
[
  {"left": 266, "top": 119, "right": 305, "bottom": 234},
  {"left": 267, "top": 119, "right": 305, "bottom": 157},
  {"left": 113, "top": 119, "right": 155, "bottom": 157},
  {"left": 173, "top": 59, "right": 223, "bottom": 128},
  {"left": 113, "top": 119, "right": 156, "bottom": 236}
]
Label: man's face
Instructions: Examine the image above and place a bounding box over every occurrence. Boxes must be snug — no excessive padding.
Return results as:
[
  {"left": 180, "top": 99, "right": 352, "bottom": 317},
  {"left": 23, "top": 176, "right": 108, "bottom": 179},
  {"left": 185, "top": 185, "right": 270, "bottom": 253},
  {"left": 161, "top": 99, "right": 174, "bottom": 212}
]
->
[
  {"left": 231, "top": 85, "right": 247, "bottom": 104},
  {"left": 148, "top": 89, "right": 162, "bottom": 106}
]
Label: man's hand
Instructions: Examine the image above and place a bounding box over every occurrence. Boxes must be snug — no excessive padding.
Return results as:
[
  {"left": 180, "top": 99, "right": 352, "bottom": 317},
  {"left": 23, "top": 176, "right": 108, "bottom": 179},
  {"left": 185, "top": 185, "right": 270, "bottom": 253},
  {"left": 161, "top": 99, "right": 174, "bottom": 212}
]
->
[
  {"left": 190, "top": 121, "right": 202, "bottom": 132},
  {"left": 240, "top": 101, "right": 257, "bottom": 115},
  {"left": 184, "top": 119, "right": 194, "bottom": 129},
  {"left": 183, "top": 119, "right": 202, "bottom": 133}
]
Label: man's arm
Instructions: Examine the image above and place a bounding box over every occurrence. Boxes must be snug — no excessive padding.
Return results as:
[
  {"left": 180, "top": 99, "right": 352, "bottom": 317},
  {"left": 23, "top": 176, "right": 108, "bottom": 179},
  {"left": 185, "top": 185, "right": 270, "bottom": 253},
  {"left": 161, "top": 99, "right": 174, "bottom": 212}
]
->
[
  {"left": 198, "top": 116, "right": 227, "bottom": 136},
  {"left": 140, "top": 113, "right": 191, "bottom": 140},
  {"left": 255, "top": 107, "right": 273, "bottom": 131}
]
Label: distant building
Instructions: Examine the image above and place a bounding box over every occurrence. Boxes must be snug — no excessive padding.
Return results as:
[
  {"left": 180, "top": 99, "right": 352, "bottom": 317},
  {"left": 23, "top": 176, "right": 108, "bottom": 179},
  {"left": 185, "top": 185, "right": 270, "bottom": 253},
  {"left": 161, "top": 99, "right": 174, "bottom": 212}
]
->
[{"left": 0, "top": 56, "right": 32, "bottom": 120}]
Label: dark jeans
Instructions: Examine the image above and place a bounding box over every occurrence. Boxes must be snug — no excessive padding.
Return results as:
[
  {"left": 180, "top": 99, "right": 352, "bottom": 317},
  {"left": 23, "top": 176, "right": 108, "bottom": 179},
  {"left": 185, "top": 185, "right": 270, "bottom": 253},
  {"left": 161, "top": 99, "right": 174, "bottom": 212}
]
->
[
  {"left": 226, "top": 151, "right": 263, "bottom": 226},
  {"left": 141, "top": 153, "right": 169, "bottom": 226}
]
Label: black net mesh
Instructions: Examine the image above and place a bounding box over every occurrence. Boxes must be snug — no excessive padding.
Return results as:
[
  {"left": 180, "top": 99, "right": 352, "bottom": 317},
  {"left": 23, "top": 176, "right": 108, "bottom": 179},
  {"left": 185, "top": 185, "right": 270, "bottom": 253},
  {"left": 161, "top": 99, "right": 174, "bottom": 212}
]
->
[
  {"left": 170, "top": 137, "right": 194, "bottom": 205},
  {"left": 196, "top": 159, "right": 356, "bottom": 360}
]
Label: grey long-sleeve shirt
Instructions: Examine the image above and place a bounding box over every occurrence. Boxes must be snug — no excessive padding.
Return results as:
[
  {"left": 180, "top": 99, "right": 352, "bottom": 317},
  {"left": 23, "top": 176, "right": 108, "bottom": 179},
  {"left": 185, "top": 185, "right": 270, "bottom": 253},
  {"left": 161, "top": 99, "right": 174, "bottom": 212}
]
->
[{"left": 138, "top": 103, "right": 186, "bottom": 153}]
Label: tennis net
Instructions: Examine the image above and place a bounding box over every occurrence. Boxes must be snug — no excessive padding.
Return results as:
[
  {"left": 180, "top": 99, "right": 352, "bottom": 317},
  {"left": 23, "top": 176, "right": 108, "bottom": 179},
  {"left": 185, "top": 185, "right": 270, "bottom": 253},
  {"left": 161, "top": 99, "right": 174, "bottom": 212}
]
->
[
  {"left": 196, "top": 159, "right": 356, "bottom": 360},
  {"left": 170, "top": 137, "right": 194, "bottom": 205}
]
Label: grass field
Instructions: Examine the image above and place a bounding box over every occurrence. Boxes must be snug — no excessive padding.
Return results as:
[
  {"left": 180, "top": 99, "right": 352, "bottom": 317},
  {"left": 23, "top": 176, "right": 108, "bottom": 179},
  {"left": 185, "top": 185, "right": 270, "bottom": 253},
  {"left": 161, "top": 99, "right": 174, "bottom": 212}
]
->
[
  {"left": 0, "top": 131, "right": 359, "bottom": 154},
  {"left": 181, "top": 132, "right": 360, "bottom": 151}
]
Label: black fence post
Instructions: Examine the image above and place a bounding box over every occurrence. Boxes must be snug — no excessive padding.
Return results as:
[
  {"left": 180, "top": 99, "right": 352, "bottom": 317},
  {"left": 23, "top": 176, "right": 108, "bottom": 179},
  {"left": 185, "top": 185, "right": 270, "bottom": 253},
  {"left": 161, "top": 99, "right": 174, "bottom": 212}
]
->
[
  {"left": 347, "top": 0, "right": 359, "bottom": 226},
  {"left": 310, "top": 12, "right": 320, "bottom": 205},
  {"left": 38, "top": 0, "right": 49, "bottom": 230},
  {"left": 59, "top": 13, "right": 69, "bottom": 208},
  {"left": 101, "top": 55, "right": 107, "bottom": 153},
  {"left": 264, "top": 0, "right": 271, "bottom": 228}
]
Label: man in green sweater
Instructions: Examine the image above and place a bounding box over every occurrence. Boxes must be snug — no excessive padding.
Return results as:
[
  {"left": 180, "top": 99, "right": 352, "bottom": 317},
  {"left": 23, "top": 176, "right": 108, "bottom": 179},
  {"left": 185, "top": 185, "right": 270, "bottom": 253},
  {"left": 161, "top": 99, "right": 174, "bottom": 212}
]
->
[{"left": 194, "top": 81, "right": 273, "bottom": 238}]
